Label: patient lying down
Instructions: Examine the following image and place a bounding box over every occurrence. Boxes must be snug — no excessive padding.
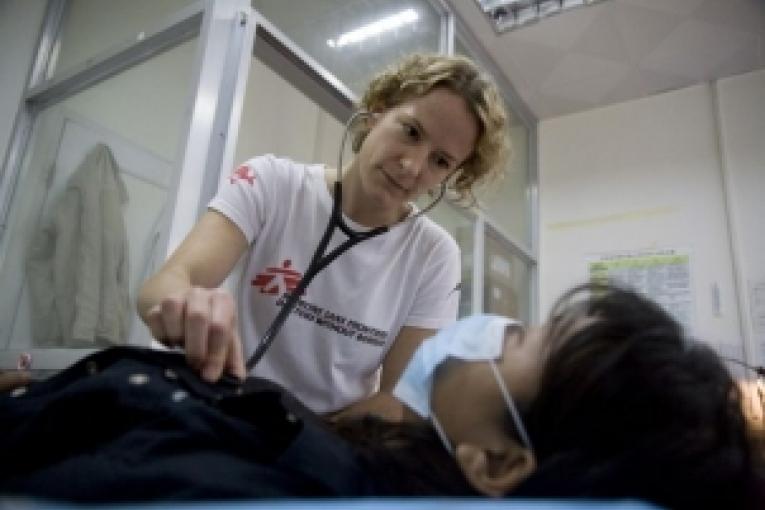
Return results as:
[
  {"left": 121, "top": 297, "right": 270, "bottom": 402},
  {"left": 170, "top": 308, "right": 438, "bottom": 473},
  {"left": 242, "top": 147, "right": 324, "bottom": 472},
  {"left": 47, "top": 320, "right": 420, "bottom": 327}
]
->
[{"left": 0, "top": 285, "right": 760, "bottom": 509}]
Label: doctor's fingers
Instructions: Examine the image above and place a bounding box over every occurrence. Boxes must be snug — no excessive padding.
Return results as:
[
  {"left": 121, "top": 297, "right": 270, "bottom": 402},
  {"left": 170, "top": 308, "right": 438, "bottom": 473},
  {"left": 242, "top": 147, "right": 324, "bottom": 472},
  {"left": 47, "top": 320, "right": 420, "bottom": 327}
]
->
[
  {"left": 146, "top": 298, "right": 189, "bottom": 347},
  {"left": 196, "top": 289, "right": 238, "bottom": 382},
  {"left": 225, "top": 329, "right": 247, "bottom": 381},
  {"left": 0, "top": 370, "right": 31, "bottom": 393},
  {"left": 183, "top": 287, "right": 219, "bottom": 371},
  {"left": 144, "top": 305, "right": 169, "bottom": 345},
  {"left": 157, "top": 292, "right": 192, "bottom": 344}
]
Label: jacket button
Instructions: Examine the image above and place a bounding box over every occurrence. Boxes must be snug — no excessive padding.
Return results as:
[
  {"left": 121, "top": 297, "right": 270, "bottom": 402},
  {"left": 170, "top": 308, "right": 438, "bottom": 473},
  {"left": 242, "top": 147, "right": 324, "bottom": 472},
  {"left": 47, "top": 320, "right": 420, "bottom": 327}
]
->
[
  {"left": 128, "top": 373, "right": 149, "bottom": 386},
  {"left": 86, "top": 361, "right": 98, "bottom": 375},
  {"left": 10, "top": 386, "right": 27, "bottom": 398}
]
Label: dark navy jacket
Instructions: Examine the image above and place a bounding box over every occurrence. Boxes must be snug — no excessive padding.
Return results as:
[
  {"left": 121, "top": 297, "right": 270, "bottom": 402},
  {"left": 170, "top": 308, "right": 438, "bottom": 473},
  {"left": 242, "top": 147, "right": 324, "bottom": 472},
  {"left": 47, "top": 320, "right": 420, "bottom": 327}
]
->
[{"left": 0, "top": 346, "right": 378, "bottom": 502}]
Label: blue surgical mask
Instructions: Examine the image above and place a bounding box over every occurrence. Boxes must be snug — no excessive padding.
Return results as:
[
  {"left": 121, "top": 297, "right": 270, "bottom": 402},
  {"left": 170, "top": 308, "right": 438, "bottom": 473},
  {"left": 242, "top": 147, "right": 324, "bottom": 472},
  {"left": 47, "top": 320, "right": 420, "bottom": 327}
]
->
[{"left": 393, "top": 314, "right": 533, "bottom": 455}]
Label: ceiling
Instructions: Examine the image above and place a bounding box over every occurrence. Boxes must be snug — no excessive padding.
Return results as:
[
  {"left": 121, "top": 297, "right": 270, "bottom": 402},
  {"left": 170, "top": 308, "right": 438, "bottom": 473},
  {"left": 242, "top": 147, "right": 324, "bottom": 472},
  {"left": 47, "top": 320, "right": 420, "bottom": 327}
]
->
[{"left": 447, "top": 0, "right": 765, "bottom": 119}]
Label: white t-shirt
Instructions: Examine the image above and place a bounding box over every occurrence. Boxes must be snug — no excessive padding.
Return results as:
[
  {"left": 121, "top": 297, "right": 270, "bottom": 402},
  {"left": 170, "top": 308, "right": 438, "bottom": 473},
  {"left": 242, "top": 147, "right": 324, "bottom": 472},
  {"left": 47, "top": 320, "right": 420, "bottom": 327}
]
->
[{"left": 208, "top": 154, "right": 461, "bottom": 412}]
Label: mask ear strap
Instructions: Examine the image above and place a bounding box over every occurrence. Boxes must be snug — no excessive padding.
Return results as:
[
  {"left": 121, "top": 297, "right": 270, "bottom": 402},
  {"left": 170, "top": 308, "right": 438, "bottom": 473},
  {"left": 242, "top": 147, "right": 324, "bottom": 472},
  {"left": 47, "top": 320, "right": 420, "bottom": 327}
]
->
[
  {"left": 431, "top": 414, "right": 455, "bottom": 455},
  {"left": 489, "top": 361, "right": 534, "bottom": 452}
]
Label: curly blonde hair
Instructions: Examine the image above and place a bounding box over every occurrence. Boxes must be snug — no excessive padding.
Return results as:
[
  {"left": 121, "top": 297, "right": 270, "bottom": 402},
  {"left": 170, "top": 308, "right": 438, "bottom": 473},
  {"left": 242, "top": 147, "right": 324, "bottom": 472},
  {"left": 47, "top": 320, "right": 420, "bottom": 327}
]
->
[{"left": 353, "top": 53, "right": 510, "bottom": 202}]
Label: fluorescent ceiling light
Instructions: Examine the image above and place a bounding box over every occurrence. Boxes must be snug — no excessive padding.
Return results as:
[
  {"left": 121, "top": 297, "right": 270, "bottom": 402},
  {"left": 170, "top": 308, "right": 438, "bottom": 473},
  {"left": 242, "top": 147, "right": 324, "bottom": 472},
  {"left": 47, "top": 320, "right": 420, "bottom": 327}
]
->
[
  {"left": 475, "top": 0, "right": 608, "bottom": 33},
  {"left": 478, "top": 0, "right": 525, "bottom": 10},
  {"left": 538, "top": 0, "right": 561, "bottom": 17},
  {"left": 516, "top": 5, "right": 537, "bottom": 24},
  {"left": 327, "top": 9, "right": 419, "bottom": 48}
]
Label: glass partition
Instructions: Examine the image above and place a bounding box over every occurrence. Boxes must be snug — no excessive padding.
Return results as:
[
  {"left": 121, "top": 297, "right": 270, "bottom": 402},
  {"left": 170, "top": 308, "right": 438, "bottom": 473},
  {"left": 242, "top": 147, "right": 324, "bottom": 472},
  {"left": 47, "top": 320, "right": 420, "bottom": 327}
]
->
[
  {"left": 48, "top": 0, "right": 196, "bottom": 79},
  {"left": 454, "top": 25, "right": 537, "bottom": 321},
  {"left": 251, "top": 0, "right": 442, "bottom": 96},
  {"left": 0, "top": 38, "right": 199, "bottom": 358},
  {"left": 455, "top": 34, "right": 471, "bottom": 60},
  {"left": 422, "top": 201, "right": 476, "bottom": 318},
  {"left": 456, "top": 31, "right": 533, "bottom": 248},
  {"left": 474, "top": 114, "right": 531, "bottom": 245},
  {"left": 232, "top": 56, "right": 346, "bottom": 171},
  {"left": 483, "top": 223, "right": 531, "bottom": 324}
]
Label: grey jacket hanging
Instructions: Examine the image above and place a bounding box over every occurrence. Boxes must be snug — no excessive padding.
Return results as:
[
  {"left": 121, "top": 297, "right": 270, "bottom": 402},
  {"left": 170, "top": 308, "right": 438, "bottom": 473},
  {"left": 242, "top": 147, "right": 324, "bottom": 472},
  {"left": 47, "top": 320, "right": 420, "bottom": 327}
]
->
[{"left": 26, "top": 143, "right": 130, "bottom": 347}]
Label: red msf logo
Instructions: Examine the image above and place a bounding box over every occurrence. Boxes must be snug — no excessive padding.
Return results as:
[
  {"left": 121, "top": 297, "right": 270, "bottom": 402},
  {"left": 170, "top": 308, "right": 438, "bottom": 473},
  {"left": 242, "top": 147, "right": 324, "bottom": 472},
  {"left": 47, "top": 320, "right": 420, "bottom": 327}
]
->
[
  {"left": 229, "top": 165, "right": 255, "bottom": 185},
  {"left": 252, "top": 259, "right": 302, "bottom": 295}
]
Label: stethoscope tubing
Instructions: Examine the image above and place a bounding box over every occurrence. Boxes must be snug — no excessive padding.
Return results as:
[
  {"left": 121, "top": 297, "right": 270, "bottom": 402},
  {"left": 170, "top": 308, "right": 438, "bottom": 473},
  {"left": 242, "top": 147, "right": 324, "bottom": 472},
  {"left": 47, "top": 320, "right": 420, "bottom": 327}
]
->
[
  {"left": 244, "top": 110, "right": 448, "bottom": 371},
  {"left": 245, "top": 180, "right": 386, "bottom": 370}
]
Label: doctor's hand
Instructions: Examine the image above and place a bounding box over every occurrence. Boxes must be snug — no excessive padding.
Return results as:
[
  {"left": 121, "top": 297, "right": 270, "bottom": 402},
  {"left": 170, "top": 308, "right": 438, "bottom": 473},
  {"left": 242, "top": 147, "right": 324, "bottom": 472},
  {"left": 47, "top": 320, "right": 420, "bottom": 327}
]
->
[
  {"left": 0, "top": 370, "right": 31, "bottom": 393},
  {"left": 145, "top": 287, "right": 246, "bottom": 383}
]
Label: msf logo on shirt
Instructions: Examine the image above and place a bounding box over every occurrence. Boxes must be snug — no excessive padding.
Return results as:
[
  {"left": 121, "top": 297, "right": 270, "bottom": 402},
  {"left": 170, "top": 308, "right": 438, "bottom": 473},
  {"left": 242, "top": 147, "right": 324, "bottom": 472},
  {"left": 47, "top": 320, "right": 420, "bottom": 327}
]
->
[
  {"left": 229, "top": 165, "right": 255, "bottom": 185},
  {"left": 252, "top": 259, "right": 302, "bottom": 295}
]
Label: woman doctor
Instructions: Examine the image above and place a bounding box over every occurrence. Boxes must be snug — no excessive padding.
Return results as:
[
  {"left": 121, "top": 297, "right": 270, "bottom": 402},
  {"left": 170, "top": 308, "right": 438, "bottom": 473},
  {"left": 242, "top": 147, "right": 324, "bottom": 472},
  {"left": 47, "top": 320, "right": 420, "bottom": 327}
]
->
[{"left": 137, "top": 53, "right": 509, "bottom": 420}]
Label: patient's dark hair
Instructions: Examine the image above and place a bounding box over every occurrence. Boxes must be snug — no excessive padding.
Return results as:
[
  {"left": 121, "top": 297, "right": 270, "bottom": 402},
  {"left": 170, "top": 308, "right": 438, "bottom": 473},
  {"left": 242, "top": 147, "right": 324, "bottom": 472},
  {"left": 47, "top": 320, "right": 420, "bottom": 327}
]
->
[
  {"left": 332, "top": 415, "right": 474, "bottom": 496},
  {"left": 512, "top": 284, "right": 757, "bottom": 509},
  {"left": 335, "top": 284, "right": 759, "bottom": 508}
]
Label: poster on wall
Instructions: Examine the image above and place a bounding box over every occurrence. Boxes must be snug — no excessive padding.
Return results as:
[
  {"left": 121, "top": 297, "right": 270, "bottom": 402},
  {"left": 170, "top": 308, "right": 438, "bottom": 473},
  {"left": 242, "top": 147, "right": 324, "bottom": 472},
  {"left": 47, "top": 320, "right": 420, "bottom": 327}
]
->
[{"left": 587, "top": 248, "right": 694, "bottom": 332}]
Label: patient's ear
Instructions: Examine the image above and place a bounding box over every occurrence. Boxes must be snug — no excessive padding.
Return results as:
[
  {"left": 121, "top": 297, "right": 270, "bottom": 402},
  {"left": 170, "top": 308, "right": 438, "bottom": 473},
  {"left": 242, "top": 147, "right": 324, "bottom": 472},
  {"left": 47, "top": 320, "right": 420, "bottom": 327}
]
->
[{"left": 455, "top": 442, "right": 536, "bottom": 497}]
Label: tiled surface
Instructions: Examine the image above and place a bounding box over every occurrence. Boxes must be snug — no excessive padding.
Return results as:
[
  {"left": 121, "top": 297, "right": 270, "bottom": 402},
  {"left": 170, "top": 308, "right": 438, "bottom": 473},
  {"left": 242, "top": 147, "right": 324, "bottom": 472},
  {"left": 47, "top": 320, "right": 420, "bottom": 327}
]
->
[{"left": 454, "top": 0, "right": 765, "bottom": 119}]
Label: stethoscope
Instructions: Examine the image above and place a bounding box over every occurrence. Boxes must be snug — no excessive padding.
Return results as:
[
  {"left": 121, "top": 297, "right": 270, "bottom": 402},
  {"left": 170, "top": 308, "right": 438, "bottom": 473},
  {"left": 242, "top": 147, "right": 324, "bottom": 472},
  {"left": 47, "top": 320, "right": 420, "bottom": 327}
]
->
[{"left": 244, "top": 110, "right": 448, "bottom": 370}]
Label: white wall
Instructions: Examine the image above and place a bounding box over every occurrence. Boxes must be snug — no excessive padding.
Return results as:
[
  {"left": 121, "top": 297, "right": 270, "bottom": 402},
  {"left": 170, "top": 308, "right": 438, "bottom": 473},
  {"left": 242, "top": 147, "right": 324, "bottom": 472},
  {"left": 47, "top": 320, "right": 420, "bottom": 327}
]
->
[
  {"left": 0, "top": 0, "right": 47, "bottom": 164},
  {"left": 715, "top": 69, "right": 765, "bottom": 365},
  {"left": 538, "top": 74, "right": 765, "bottom": 361}
]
